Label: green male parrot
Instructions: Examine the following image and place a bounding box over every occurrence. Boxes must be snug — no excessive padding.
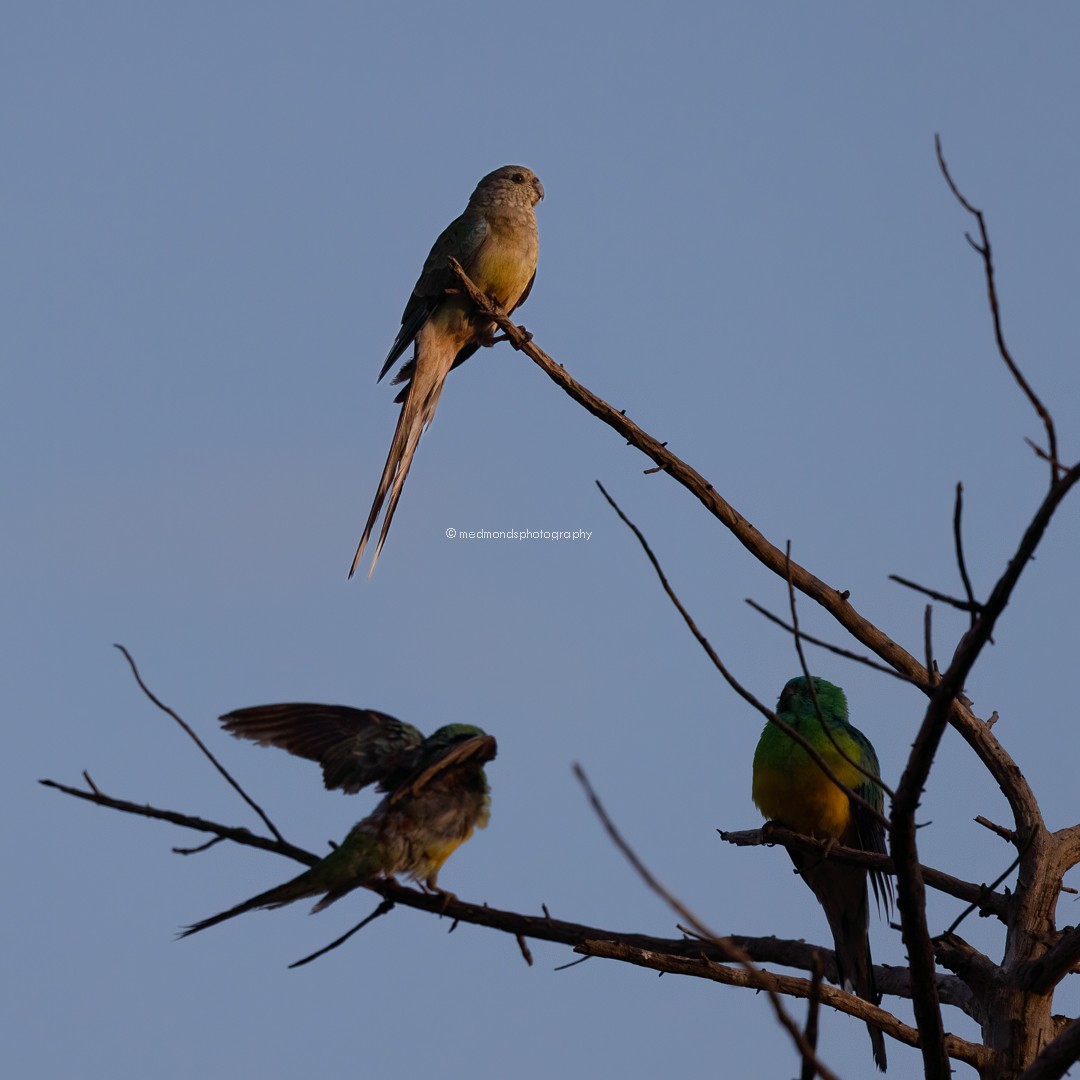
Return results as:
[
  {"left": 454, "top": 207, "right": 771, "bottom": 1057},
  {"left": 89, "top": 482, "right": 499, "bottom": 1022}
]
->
[
  {"left": 181, "top": 704, "right": 496, "bottom": 937},
  {"left": 350, "top": 164, "right": 544, "bottom": 578},
  {"left": 752, "top": 676, "right": 892, "bottom": 1072}
]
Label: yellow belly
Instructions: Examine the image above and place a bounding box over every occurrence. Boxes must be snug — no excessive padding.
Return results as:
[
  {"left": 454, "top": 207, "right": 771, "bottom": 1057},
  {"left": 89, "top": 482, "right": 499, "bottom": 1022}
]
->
[
  {"left": 412, "top": 826, "right": 475, "bottom": 881},
  {"left": 752, "top": 725, "right": 866, "bottom": 842},
  {"left": 753, "top": 760, "right": 853, "bottom": 840}
]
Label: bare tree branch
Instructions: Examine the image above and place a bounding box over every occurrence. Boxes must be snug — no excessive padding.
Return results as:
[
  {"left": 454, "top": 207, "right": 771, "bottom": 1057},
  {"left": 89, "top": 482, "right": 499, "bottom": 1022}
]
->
[
  {"left": 573, "top": 764, "right": 846, "bottom": 1079},
  {"left": 113, "top": 644, "right": 288, "bottom": 846},
  {"left": 38, "top": 777, "right": 317, "bottom": 867},
  {"left": 718, "top": 826, "right": 1009, "bottom": 921},
  {"left": 288, "top": 900, "right": 396, "bottom": 968},
  {"left": 889, "top": 462, "right": 1080, "bottom": 1078},
  {"left": 573, "top": 939, "right": 992, "bottom": 1071},
  {"left": 887, "top": 574, "right": 979, "bottom": 613},
  {"left": 446, "top": 258, "right": 1041, "bottom": 833},
  {"left": 935, "top": 134, "right": 1061, "bottom": 481},
  {"left": 41, "top": 769, "right": 980, "bottom": 1020},
  {"left": 744, "top": 599, "right": 925, "bottom": 685}
]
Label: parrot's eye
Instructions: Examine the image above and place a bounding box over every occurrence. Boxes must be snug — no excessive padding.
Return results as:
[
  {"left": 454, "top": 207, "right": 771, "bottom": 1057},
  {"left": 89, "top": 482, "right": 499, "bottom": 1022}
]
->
[{"left": 511, "top": 172, "right": 525, "bottom": 183}]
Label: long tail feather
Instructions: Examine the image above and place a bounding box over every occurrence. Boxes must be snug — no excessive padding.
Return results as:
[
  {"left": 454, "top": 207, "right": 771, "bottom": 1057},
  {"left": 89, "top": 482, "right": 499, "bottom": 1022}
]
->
[
  {"left": 799, "top": 857, "right": 888, "bottom": 1071},
  {"left": 178, "top": 870, "right": 319, "bottom": 938},
  {"left": 350, "top": 329, "right": 457, "bottom": 578}
]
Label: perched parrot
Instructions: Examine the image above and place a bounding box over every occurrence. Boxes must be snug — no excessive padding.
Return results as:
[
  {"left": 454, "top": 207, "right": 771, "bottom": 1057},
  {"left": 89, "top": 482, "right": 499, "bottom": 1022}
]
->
[
  {"left": 752, "top": 676, "right": 892, "bottom": 1072},
  {"left": 350, "top": 164, "right": 544, "bottom": 578},
  {"left": 181, "top": 704, "right": 496, "bottom": 937}
]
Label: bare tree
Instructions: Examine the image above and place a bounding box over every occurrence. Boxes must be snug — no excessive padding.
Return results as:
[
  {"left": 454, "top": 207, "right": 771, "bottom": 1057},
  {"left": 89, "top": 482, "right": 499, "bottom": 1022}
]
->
[{"left": 42, "top": 142, "right": 1080, "bottom": 1080}]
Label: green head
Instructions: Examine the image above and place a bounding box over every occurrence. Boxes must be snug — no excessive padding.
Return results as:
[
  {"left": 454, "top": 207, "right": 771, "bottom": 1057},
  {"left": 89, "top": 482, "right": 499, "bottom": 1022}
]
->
[
  {"left": 777, "top": 676, "right": 848, "bottom": 723},
  {"left": 419, "top": 724, "right": 497, "bottom": 775},
  {"left": 426, "top": 723, "right": 489, "bottom": 747}
]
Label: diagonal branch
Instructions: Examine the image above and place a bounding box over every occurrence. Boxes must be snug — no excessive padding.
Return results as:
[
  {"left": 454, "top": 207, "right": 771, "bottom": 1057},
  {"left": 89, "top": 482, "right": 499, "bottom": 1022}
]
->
[
  {"left": 574, "top": 763, "right": 849, "bottom": 1080},
  {"left": 446, "top": 259, "right": 1041, "bottom": 831}
]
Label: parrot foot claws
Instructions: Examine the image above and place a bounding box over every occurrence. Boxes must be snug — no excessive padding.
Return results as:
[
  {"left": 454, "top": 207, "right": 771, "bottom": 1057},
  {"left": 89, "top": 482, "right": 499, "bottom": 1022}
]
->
[
  {"left": 486, "top": 326, "right": 533, "bottom": 348},
  {"left": 420, "top": 883, "right": 458, "bottom": 914}
]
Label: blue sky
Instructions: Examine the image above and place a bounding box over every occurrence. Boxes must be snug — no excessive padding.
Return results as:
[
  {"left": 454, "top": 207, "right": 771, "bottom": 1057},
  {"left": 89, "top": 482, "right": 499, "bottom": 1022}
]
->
[{"left": 6, "top": 4, "right": 1080, "bottom": 1077}]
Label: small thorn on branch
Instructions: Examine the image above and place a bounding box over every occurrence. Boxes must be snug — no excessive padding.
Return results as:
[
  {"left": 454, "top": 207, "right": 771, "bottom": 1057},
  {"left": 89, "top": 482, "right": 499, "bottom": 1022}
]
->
[
  {"left": 173, "top": 836, "right": 226, "bottom": 856},
  {"left": 515, "top": 933, "right": 533, "bottom": 966}
]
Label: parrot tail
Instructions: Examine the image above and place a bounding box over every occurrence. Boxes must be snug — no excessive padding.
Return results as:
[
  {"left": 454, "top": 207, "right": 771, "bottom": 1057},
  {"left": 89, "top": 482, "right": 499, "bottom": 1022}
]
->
[
  {"left": 178, "top": 869, "right": 321, "bottom": 938},
  {"left": 349, "top": 326, "right": 458, "bottom": 579},
  {"left": 800, "top": 857, "right": 888, "bottom": 1071}
]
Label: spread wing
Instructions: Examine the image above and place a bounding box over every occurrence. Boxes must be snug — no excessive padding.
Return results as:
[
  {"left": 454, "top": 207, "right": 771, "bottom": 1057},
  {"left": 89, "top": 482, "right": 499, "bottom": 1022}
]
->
[
  {"left": 388, "top": 733, "right": 497, "bottom": 804},
  {"left": 220, "top": 703, "right": 425, "bottom": 793}
]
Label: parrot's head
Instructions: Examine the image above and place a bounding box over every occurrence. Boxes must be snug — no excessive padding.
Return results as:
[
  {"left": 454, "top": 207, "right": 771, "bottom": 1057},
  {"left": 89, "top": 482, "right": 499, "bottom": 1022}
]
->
[
  {"left": 471, "top": 165, "right": 544, "bottom": 208},
  {"left": 777, "top": 676, "right": 849, "bottom": 723},
  {"left": 423, "top": 724, "right": 498, "bottom": 764}
]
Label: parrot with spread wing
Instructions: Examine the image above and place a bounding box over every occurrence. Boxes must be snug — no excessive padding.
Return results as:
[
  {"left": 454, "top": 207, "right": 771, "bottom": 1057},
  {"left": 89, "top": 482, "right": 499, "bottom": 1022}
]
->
[
  {"left": 181, "top": 704, "right": 496, "bottom": 936},
  {"left": 752, "top": 676, "right": 892, "bottom": 1072},
  {"left": 351, "top": 164, "right": 544, "bottom": 577}
]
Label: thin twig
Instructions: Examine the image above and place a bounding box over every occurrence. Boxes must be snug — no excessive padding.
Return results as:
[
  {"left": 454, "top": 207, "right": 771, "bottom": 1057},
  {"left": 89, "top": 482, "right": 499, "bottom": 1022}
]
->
[
  {"left": 595, "top": 480, "right": 889, "bottom": 829},
  {"left": 936, "top": 134, "right": 1061, "bottom": 481},
  {"left": 113, "top": 644, "right": 287, "bottom": 845},
  {"left": 943, "top": 847, "right": 1025, "bottom": 937},
  {"left": 745, "top": 599, "right": 927, "bottom": 686},
  {"left": 924, "top": 605, "right": 935, "bottom": 683},
  {"left": 173, "top": 836, "right": 226, "bottom": 856},
  {"left": 573, "top": 763, "right": 848, "bottom": 1080},
  {"left": 953, "top": 483, "right": 979, "bottom": 627},
  {"left": 288, "top": 900, "right": 396, "bottom": 968},
  {"left": 39, "top": 777, "right": 316, "bottom": 866},
  {"left": 890, "top": 461, "right": 1080, "bottom": 1079},
  {"left": 888, "top": 575, "right": 979, "bottom": 613},
  {"left": 574, "top": 763, "right": 715, "bottom": 941}
]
